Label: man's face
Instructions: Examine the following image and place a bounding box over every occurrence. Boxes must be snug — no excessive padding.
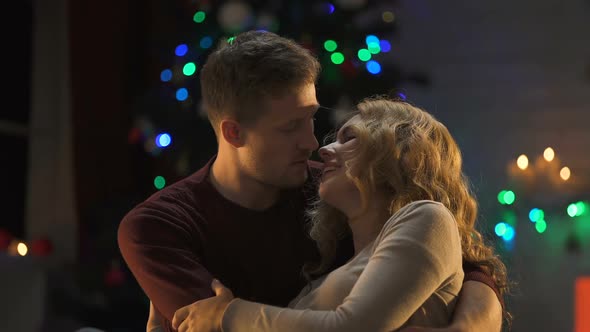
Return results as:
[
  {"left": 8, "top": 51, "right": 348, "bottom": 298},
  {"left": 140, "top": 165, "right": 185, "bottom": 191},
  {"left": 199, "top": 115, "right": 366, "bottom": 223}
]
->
[{"left": 238, "top": 83, "right": 320, "bottom": 189}]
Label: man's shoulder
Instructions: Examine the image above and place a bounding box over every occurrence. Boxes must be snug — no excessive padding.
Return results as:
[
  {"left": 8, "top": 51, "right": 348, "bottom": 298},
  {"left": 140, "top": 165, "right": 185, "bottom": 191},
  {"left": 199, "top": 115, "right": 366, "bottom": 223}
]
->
[{"left": 119, "top": 159, "right": 215, "bottom": 228}]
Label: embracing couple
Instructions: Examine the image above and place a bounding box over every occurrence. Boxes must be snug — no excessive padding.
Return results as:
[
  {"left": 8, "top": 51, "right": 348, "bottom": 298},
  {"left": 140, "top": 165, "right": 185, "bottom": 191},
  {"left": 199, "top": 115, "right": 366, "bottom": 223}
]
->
[{"left": 118, "top": 31, "right": 510, "bottom": 332}]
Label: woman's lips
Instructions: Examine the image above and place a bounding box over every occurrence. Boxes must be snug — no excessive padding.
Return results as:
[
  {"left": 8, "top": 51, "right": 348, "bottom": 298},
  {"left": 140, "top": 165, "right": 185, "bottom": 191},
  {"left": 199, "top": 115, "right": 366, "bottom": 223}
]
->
[{"left": 322, "top": 167, "right": 339, "bottom": 180}]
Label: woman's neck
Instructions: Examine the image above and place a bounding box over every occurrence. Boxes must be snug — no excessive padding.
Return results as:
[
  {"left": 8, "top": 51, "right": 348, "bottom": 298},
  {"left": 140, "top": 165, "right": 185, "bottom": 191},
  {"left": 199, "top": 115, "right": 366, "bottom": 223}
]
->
[{"left": 346, "top": 197, "right": 390, "bottom": 255}]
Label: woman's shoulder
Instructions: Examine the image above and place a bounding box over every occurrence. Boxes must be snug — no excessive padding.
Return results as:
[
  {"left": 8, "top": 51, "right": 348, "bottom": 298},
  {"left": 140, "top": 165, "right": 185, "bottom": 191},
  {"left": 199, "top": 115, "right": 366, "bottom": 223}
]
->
[
  {"left": 389, "top": 200, "right": 453, "bottom": 224},
  {"left": 374, "top": 199, "right": 462, "bottom": 264},
  {"left": 377, "top": 200, "right": 458, "bottom": 243}
]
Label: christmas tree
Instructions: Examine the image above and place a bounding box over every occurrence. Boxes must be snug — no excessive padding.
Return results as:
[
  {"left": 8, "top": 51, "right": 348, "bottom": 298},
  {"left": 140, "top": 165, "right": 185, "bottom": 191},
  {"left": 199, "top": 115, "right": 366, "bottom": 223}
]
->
[{"left": 129, "top": 0, "right": 431, "bottom": 190}]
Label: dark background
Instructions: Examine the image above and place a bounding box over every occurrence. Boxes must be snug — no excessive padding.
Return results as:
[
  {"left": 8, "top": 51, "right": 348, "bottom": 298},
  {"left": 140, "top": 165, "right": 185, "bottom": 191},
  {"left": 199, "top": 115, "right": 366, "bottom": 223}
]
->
[{"left": 3, "top": 0, "right": 590, "bottom": 331}]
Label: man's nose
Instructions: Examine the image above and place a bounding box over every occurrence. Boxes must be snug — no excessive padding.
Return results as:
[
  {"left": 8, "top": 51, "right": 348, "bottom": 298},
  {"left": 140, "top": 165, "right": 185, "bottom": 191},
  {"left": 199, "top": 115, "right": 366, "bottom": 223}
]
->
[{"left": 298, "top": 130, "right": 319, "bottom": 151}]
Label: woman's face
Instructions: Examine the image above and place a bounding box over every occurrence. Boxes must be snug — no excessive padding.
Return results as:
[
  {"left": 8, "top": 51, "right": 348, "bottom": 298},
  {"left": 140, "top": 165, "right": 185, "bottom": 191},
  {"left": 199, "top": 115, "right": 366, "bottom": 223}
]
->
[{"left": 317, "top": 115, "right": 363, "bottom": 216}]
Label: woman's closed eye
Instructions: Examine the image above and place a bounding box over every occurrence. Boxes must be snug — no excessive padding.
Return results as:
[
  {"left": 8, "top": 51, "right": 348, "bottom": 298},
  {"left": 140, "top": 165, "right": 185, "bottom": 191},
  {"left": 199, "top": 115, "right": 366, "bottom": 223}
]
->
[{"left": 341, "top": 134, "right": 356, "bottom": 143}]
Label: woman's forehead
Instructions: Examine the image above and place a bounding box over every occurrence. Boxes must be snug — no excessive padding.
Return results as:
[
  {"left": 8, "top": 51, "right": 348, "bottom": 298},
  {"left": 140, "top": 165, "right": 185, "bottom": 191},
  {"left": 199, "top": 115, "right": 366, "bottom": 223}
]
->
[{"left": 339, "top": 114, "right": 361, "bottom": 130}]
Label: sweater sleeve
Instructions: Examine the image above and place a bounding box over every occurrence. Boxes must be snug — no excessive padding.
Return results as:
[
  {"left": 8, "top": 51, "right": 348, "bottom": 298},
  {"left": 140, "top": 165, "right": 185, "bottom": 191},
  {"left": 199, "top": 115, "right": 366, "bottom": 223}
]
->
[
  {"left": 117, "top": 194, "right": 215, "bottom": 332},
  {"left": 221, "top": 201, "right": 463, "bottom": 332}
]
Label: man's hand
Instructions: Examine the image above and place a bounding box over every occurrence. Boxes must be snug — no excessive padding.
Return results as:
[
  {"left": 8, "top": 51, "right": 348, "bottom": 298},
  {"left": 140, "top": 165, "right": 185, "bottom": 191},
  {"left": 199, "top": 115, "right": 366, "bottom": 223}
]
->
[
  {"left": 400, "top": 281, "right": 503, "bottom": 332},
  {"left": 172, "top": 279, "right": 235, "bottom": 332}
]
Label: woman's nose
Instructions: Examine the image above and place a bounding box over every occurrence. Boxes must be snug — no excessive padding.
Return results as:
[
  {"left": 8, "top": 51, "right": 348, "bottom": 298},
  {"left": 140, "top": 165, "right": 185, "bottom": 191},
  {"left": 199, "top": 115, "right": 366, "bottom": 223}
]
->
[{"left": 318, "top": 145, "right": 335, "bottom": 161}]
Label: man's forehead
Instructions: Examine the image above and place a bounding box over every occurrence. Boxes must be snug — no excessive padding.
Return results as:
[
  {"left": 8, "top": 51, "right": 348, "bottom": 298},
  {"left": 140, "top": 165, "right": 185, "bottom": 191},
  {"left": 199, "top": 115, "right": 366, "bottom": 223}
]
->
[
  {"left": 267, "top": 86, "right": 316, "bottom": 104},
  {"left": 265, "top": 95, "right": 319, "bottom": 119}
]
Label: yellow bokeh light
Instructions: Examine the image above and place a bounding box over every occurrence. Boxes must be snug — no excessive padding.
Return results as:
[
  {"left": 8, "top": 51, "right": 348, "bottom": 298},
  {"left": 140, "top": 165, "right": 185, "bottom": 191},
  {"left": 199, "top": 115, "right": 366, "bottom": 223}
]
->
[
  {"left": 17, "top": 242, "right": 28, "bottom": 256},
  {"left": 382, "top": 11, "right": 395, "bottom": 23},
  {"left": 560, "top": 166, "right": 571, "bottom": 181},
  {"left": 543, "top": 147, "right": 555, "bottom": 162},
  {"left": 517, "top": 154, "right": 529, "bottom": 170}
]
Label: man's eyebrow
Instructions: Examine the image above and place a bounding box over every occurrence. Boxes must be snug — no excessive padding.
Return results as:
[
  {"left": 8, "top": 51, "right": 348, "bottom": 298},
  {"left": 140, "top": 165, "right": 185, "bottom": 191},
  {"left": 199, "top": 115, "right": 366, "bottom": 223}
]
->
[
  {"left": 281, "top": 105, "right": 320, "bottom": 125},
  {"left": 297, "top": 104, "right": 321, "bottom": 117}
]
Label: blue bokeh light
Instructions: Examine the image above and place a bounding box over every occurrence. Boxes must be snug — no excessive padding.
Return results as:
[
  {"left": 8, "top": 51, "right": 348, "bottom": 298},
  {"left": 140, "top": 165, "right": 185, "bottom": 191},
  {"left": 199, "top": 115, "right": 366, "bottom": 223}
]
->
[
  {"left": 379, "top": 40, "right": 391, "bottom": 52},
  {"left": 200, "top": 36, "right": 213, "bottom": 49},
  {"left": 155, "top": 133, "right": 172, "bottom": 148},
  {"left": 365, "top": 35, "right": 380, "bottom": 46},
  {"left": 366, "top": 60, "right": 381, "bottom": 74},
  {"left": 160, "top": 69, "right": 172, "bottom": 82},
  {"left": 176, "top": 88, "right": 189, "bottom": 101},
  {"left": 175, "top": 44, "right": 188, "bottom": 56}
]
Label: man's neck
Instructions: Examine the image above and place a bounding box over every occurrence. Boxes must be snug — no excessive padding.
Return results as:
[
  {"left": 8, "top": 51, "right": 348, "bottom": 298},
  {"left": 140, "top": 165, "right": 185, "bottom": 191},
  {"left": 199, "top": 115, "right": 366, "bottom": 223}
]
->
[{"left": 209, "top": 153, "right": 281, "bottom": 211}]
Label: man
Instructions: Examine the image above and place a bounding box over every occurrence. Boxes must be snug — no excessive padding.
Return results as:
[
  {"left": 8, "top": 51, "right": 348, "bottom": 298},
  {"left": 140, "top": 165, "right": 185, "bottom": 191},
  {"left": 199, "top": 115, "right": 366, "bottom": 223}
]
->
[{"left": 118, "top": 31, "right": 503, "bottom": 332}]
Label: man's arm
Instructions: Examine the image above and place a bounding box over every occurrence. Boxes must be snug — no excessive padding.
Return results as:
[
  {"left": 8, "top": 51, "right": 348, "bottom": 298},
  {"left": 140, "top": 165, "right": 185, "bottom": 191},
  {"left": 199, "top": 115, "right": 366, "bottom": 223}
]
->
[
  {"left": 118, "top": 199, "right": 215, "bottom": 330},
  {"left": 400, "top": 277, "right": 503, "bottom": 332},
  {"left": 447, "top": 280, "right": 503, "bottom": 332}
]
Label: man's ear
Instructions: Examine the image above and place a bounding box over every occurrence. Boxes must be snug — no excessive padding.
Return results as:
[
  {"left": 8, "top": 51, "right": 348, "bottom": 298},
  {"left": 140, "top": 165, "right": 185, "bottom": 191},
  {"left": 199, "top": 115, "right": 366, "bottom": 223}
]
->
[{"left": 220, "top": 119, "right": 245, "bottom": 148}]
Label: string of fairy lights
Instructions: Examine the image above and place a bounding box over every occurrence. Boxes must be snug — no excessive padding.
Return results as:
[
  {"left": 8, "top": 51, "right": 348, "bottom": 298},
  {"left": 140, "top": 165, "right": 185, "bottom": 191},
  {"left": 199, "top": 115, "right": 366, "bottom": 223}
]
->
[{"left": 493, "top": 146, "right": 589, "bottom": 249}]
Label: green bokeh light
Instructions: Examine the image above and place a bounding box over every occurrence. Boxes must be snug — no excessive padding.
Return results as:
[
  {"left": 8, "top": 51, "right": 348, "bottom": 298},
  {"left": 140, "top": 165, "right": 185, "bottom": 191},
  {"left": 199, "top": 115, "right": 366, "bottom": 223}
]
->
[
  {"left": 193, "top": 11, "right": 206, "bottom": 23},
  {"left": 324, "top": 40, "right": 338, "bottom": 52},
  {"left": 331, "top": 52, "right": 345, "bottom": 65},
  {"left": 575, "top": 201, "right": 588, "bottom": 216},
  {"left": 497, "top": 190, "right": 507, "bottom": 204},
  {"left": 367, "top": 42, "right": 381, "bottom": 54},
  {"left": 357, "top": 49, "right": 371, "bottom": 61},
  {"left": 503, "top": 190, "right": 516, "bottom": 205},
  {"left": 154, "top": 176, "right": 166, "bottom": 190},
  {"left": 535, "top": 219, "right": 547, "bottom": 233},
  {"left": 568, "top": 203, "right": 578, "bottom": 217},
  {"left": 495, "top": 223, "right": 507, "bottom": 236},
  {"left": 183, "top": 62, "right": 197, "bottom": 76}
]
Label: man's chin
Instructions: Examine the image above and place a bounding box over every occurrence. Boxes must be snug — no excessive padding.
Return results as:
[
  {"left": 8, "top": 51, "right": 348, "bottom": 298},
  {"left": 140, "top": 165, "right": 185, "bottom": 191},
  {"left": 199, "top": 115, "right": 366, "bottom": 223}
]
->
[{"left": 279, "top": 171, "right": 308, "bottom": 189}]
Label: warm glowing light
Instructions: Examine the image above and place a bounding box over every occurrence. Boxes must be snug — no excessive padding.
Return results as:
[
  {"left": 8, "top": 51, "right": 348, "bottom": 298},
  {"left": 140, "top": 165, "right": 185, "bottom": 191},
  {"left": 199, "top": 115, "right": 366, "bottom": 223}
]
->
[
  {"left": 560, "top": 166, "right": 571, "bottom": 181},
  {"left": 543, "top": 147, "right": 555, "bottom": 162},
  {"left": 17, "top": 242, "right": 28, "bottom": 256},
  {"left": 382, "top": 11, "right": 395, "bottom": 23},
  {"left": 517, "top": 154, "right": 528, "bottom": 170}
]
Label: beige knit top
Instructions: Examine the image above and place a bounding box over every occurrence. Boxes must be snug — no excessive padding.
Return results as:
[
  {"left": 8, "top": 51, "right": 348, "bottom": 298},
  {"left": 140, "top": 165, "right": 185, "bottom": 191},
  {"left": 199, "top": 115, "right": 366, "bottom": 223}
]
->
[{"left": 221, "top": 200, "right": 464, "bottom": 332}]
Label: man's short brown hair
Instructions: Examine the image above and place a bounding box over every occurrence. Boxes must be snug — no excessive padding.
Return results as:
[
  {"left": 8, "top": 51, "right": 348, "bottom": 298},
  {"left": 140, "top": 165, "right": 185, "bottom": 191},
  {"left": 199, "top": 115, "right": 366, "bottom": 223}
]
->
[{"left": 200, "top": 31, "right": 321, "bottom": 134}]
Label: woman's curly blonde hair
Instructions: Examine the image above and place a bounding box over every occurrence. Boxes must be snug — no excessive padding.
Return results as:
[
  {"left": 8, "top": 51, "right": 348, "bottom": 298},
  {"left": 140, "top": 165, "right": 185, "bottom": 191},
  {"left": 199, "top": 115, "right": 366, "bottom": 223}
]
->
[{"left": 304, "top": 95, "right": 512, "bottom": 325}]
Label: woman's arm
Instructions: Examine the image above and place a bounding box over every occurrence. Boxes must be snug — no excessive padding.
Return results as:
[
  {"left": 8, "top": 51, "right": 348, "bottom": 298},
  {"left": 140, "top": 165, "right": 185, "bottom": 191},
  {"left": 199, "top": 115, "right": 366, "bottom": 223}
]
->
[
  {"left": 146, "top": 301, "right": 165, "bottom": 332},
  {"left": 175, "top": 202, "right": 463, "bottom": 332}
]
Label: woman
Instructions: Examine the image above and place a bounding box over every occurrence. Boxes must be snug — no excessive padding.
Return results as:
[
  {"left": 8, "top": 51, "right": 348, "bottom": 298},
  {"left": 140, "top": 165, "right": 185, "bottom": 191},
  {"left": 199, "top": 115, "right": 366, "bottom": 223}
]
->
[{"left": 167, "top": 96, "right": 509, "bottom": 331}]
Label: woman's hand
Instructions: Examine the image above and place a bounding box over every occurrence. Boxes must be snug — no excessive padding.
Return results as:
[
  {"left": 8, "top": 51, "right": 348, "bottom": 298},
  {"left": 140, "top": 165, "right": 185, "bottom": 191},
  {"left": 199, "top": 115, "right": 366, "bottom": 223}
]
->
[
  {"left": 146, "top": 301, "right": 164, "bottom": 332},
  {"left": 172, "top": 279, "right": 235, "bottom": 332}
]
